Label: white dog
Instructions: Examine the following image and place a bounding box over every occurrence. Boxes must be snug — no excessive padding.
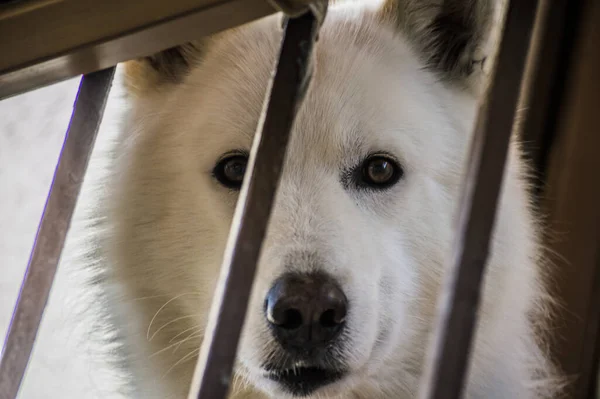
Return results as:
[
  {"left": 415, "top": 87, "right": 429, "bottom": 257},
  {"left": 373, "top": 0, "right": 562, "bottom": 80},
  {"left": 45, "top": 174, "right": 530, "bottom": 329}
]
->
[{"left": 93, "top": 0, "right": 562, "bottom": 397}]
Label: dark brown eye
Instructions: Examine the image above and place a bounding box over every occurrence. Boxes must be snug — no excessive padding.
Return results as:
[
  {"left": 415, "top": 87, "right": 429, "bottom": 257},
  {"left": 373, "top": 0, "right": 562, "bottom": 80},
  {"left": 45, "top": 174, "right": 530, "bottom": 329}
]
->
[
  {"left": 213, "top": 154, "right": 248, "bottom": 189},
  {"left": 362, "top": 155, "right": 402, "bottom": 188}
]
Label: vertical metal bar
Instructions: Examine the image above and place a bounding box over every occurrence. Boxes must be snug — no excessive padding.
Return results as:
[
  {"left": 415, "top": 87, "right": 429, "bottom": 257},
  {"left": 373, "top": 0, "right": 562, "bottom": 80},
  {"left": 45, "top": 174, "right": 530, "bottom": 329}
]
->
[
  {"left": 186, "top": 3, "right": 327, "bottom": 399},
  {"left": 530, "top": 1, "right": 600, "bottom": 397},
  {"left": 517, "top": 0, "right": 586, "bottom": 202},
  {"left": 417, "top": 1, "right": 541, "bottom": 399},
  {"left": 0, "top": 67, "right": 115, "bottom": 399}
]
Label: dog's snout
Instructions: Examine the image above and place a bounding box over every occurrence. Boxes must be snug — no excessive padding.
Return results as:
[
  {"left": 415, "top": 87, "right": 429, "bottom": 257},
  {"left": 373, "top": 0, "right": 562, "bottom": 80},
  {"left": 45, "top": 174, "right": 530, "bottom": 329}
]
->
[{"left": 265, "top": 273, "right": 347, "bottom": 351}]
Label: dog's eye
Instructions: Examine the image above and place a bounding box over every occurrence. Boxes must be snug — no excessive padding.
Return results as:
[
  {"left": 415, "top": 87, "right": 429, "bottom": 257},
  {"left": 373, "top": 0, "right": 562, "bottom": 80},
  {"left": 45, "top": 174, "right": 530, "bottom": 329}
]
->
[
  {"left": 213, "top": 154, "right": 248, "bottom": 190},
  {"left": 361, "top": 155, "right": 402, "bottom": 188}
]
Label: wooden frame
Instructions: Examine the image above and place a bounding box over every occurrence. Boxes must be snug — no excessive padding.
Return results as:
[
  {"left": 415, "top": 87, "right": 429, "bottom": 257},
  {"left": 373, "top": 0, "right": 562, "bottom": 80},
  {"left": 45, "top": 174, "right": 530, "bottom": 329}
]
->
[
  {"left": 0, "top": 0, "right": 275, "bottom": 100},
  {"left": 1, "top": 0, "right": 599, "bottom": 398}
]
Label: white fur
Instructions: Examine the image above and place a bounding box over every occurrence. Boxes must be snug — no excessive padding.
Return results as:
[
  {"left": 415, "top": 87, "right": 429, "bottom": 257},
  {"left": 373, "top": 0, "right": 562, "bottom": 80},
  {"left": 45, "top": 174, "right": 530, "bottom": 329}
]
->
[{"left": 92, "top": 1, "right": 561, "bottom": 398}]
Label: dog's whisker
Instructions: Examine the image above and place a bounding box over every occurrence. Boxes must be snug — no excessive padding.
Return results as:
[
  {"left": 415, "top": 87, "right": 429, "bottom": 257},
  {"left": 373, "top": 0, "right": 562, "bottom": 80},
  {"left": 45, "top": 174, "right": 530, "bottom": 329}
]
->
[
  {"left": 169, "top": 325, "right": 202, "bottom": 344},
  {"left": 162, "top": 348, "right": 200, "bottom": 379},
  {"left": 173, "top": 332, "right": 203, "bottom": 354},
  {"left": 148, "top": 314, "right": 196, "bottom": 342},
  {"left": 149, "top": 331, "right": 201, "bottom": 358},
  {"left": 146, "top": 292, "right": 200, "bottom": 340}
]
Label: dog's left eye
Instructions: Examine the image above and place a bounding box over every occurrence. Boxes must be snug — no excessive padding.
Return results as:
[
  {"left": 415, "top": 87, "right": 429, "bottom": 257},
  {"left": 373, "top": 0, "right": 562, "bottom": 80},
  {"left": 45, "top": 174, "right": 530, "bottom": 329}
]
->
[
  {"left": 361, "top": 155, "right": 402, "bottom": 188},
  {"left": 213, "top": 154, "right": 248, "bottom": 190}
]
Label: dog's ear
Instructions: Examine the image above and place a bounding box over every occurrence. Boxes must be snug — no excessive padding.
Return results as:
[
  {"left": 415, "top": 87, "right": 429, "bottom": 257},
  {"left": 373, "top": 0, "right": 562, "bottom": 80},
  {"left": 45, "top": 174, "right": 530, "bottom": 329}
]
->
[
  {"left": 123, "top": 42, "right": 203, "bottom": 95},
  {"left": 380, "top": 0, "right": 503, "bottom": 82}
]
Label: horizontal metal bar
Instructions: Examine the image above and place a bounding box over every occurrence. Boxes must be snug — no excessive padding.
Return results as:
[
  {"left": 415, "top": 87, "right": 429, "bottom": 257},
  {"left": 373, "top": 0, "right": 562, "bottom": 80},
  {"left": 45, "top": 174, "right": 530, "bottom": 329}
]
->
[
  {"left": 0, "top": 0, "right": 275, "bottom": 100},
  {"left": 0, "top": 67, "right": 115, "bottom": 399},
  {"left": 186, "top": 5, "right": 326, "bottom": 399},
  {"left": 417, "top": 1, "right": 541, "bottom": 398}
]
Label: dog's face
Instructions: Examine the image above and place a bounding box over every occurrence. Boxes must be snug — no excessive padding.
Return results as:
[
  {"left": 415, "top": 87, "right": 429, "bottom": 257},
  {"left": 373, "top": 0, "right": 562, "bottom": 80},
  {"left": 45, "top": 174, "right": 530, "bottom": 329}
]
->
[
  {"left": 223, "top": 13, "right": 473, "bottom": 397},
  {"left": 111, "top": 1, "right": 507, "bottom": 397}
]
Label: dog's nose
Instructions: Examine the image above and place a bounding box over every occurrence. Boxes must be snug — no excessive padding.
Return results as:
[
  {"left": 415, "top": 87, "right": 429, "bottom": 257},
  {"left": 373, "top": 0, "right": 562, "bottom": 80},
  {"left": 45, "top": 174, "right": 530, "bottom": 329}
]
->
[{"left": 265, "top": 272, "right": 347, "bottom": 351}]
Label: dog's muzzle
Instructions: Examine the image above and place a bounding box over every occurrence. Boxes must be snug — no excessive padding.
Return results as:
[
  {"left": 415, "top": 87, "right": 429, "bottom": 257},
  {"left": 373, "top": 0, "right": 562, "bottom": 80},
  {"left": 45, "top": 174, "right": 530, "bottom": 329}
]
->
[{"left": 262, "top": 272, "right": 349, "bottom": 395}]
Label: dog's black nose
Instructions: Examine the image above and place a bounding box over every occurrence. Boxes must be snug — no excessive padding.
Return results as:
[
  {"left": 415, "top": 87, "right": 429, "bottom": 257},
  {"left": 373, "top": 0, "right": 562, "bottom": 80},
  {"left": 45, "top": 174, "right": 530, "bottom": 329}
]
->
[{"left": 265, "top": 273, "right": 347, "bottom": 351}]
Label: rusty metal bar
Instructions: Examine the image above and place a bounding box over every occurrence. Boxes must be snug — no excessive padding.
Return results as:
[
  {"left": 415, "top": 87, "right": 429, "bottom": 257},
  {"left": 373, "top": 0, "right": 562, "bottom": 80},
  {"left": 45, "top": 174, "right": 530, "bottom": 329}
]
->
[
  {"left": 0, "top": 0, "right": 275, "bottom": 101},
  {"left": 417, "top": 1, "right": 541, "bottom": 398},
  {"left": 0, "top": 67, "right": 115, "bottom": 399},
  {"left": 186, "top": 3, "right": 327, "bottom": 399}
]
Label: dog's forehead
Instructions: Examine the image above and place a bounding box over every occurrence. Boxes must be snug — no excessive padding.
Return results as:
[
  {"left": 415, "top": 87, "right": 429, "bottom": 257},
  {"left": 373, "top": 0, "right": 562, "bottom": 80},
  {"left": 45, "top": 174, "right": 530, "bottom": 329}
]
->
[{"left": 176, "top": 7, "right": 449, "bottom": 171}]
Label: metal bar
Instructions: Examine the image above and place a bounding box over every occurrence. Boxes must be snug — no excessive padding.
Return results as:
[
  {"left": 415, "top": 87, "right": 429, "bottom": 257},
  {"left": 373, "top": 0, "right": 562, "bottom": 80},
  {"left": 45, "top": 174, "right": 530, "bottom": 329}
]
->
[
  {"left": 0, "top": 0, "right": 275, "bottom": 100},
  {"left": 417, "top": 1, "right": 541, "bottom": 398},
  {"left": 0, "top": 67, "right": 115, "bottom": 399},
  {"left": 531, "top": 1, "right": 600, "bottom": 397},
  {"left": 186, "top": 3, "right": 327, "bottom": 399},
  {"left": 516, "top": 0, "right": 585, "bottom": 202}
]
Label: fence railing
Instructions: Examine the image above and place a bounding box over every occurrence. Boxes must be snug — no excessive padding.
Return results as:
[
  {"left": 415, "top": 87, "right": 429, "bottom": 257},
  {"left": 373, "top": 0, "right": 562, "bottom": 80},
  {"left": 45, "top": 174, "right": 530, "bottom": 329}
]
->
[
  {"left": 417, "top": 1, "right": 539, "bottom": 398},
  {"left": 187, "top": 3, "right": 327, "bottom": 397},
  {"left": 0, "top": 67, "right": 115, "bottom": 399},
  {"left": 0, "top": 0, "right": 598, "bottom": 398}
]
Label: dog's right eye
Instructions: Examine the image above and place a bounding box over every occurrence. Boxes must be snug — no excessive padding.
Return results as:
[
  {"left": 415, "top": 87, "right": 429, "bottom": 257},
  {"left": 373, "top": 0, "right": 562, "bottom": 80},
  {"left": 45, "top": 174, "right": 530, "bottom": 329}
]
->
[{"left": 213, "top": 154, "right": 248, "bottom": 190}]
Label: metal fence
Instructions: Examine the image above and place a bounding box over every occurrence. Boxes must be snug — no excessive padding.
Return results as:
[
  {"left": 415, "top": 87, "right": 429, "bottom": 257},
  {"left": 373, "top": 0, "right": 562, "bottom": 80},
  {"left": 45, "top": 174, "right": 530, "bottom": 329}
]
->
[{"left": 1, "top": 0, "right": 599, "bottom": 398}]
